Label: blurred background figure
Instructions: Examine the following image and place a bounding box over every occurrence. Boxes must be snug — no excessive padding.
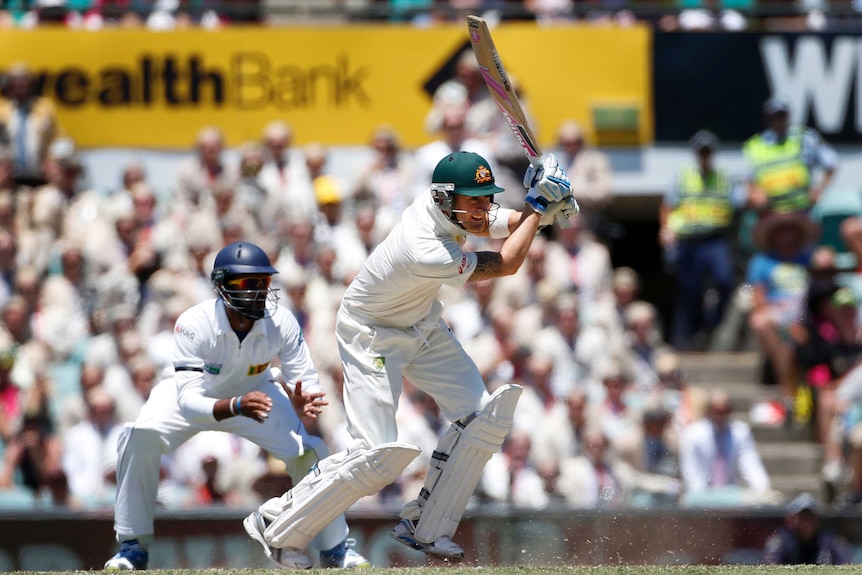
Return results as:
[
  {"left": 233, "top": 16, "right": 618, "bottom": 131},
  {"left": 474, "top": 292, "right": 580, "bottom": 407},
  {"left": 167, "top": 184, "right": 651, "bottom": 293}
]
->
[
  {"left": 0, "top": 63, "right": 60, "bottom": 187},
  {"left": 679, "top": 390, "right": 776, "bottom": 507},
  {"left": 763, "top": 492, "right": 850, "bottom": 565},
  {"left": 660, "top": 130, "right": 743, "bottom": 351},
  {"left": 555, "top": 120, "right": 612, "bottom": 232}
]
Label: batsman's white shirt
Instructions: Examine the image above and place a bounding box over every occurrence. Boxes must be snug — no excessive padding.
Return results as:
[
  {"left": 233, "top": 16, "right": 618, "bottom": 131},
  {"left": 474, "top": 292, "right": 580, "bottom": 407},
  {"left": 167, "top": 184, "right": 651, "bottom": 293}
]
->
[
  {"left": 113, "top": 298, "right": 329, "bottom": 541},
  {"left": 337, "top": 193, "right": 489, "bottom": 445}
]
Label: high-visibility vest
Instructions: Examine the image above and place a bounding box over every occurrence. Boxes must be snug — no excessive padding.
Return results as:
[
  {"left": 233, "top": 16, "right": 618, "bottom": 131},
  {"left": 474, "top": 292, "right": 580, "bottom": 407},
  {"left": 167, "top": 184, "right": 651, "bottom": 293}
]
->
[
  {"left": 743, "top": 128, "right": 811, "bottom": 213},
  {"left": 668, "top": 165, "right": 734, "bottom": 238}
]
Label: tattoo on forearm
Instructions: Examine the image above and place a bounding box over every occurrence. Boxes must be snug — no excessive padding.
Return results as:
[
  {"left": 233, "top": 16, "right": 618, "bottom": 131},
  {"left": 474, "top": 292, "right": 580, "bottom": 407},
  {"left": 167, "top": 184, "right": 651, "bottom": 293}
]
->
[{"left": 469, "top": 252, "right": 503, "bottom": 281}]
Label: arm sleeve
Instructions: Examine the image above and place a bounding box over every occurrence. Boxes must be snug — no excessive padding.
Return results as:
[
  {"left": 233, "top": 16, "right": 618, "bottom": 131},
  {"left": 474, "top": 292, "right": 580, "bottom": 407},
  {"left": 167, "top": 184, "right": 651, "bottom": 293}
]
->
[
  {"left": 804, "top": 128, "right": 838, "bottom": 170},
  {"left": 735, "top": 424, "right": 771, "bottom": 493},
  {"left": 276, "top": 310, "right": 321, "bottom": 395},
  {"left": 678, "top": 431, "right": 709, "bottom": 493},
  {"left": 173, "top": 312, "right": 218, "bottom": 423},
  {"left": 489, "top": 207, "right": 516, "bottom": 239},
  {"left": 413, "top": 238, "right": 477, "bottom": 289}
]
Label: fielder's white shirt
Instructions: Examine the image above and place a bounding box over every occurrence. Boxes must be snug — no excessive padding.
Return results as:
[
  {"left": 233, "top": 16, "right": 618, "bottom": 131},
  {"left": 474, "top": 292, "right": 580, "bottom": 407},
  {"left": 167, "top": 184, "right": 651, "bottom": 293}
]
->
[
  {"left": 340, "top": 193, "right": 479, "bottom": 328},
  {"left": 172, "top": 298, "right": 319, "bottom": 422}
]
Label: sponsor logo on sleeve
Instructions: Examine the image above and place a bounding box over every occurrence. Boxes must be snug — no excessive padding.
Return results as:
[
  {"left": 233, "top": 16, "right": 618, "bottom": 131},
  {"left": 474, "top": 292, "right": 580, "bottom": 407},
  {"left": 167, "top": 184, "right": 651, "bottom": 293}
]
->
[
  {"left": 458, "top": 253, "right": 468, "bottom": 274},
  {"left": 174, "top": 325, "right": 195, "bottom": 339},
  {"left": 204, "top": 363, "right": 222, "bottom": 374}
]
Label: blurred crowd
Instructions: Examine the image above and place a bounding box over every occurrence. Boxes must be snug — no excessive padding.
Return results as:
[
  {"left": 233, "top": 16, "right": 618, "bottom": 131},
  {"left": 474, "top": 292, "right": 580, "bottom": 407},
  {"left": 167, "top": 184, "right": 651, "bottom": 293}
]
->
[
  {"left": 0, "top": 41, "right": 858, "bottom": 521},
  {"left": 0, "top": 0, "right": 851, "bottom": 32}
]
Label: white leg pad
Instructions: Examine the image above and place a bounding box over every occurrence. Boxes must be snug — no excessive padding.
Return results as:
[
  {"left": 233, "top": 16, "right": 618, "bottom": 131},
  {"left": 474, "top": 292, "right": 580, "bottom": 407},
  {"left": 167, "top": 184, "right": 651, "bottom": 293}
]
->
[
  {"left": 412, "top": 384, "right": 522, "bottom": 543},
  {"left": 264, "top": 442, "right": 420, "bottom": 550}
]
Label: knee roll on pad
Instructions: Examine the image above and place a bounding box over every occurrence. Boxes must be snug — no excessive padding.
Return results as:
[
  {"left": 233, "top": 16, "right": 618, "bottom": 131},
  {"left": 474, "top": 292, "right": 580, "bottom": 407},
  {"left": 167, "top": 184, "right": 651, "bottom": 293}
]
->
[
  {"left": 412, "top": 384, "right": 522, "bottom": 543},
  {"left": 264, "top": 442, "right": 420, "bottom": 550}
]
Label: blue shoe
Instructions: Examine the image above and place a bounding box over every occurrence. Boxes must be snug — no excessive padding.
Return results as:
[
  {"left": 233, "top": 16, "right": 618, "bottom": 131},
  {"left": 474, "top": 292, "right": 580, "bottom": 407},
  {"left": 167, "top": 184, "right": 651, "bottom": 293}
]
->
[
  {"left": 104, "top": 539, "right": 149, "bottom": 570},
  {"left": 320, "top": 538, "right": 371, "bottom": 569}
]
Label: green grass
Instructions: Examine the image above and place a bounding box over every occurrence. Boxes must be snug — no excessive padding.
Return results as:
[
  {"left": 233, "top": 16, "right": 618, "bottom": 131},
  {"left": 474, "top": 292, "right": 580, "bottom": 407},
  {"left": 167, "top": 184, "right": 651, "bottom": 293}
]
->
[{"left": 12, "top": 567, "right": 862, "bottom": 575}]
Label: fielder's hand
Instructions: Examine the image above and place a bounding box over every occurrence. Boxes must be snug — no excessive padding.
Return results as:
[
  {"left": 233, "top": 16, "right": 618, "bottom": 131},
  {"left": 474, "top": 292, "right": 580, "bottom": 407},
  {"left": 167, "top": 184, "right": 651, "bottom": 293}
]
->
[
  {"left": 524, "top": 154, "right": 572, "bottom": 213},
  {"left": 281, "top": 379, "right": 329, "bottom": 420}
]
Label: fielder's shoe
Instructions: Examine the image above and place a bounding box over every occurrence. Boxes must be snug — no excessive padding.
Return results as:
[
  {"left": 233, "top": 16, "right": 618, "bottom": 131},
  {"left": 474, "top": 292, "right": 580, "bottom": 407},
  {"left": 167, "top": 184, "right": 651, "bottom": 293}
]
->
[
  {"left": 243, "top": 511, "right": 313, "bottom": 569},
  {"left": 320, "top": 538, "right": 371, "bottom": 569},
  {"left": 104, "top": 539, "right": 149, "bottom": 571},
  {"left": 389, "top": 518, "right": 464, "bottom": 562}
]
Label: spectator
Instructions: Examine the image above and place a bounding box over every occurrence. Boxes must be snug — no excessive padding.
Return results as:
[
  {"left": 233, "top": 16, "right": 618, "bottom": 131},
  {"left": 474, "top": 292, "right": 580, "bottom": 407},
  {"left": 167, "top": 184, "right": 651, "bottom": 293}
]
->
[
  {"left": 623, "top": 301, "right": 666, "bottom": 390},
  {"left": 747, "top": 212, "right": 819, "bottom": 419},
  {"left": 555, "top": 120, "right": 612, "bottom": 231},
  {"left": 661, "top": 130, "right": 743, "bottom": 351},
  {"left": 172, "top": 126, "right": 237, "bottom": 218},
  {"left": 0, "top": 63, "right": 60, "bottom": 186},
  {"left": 763, "top": 492, "right": 850, "bottom": 564},
  {"left": 532, "top": 387, "right": 590, "bottom": 466},
  {"left": 352, "top": 126, "right": 413, "bottom": 236},
  {"left": 479, "top": 429, "right": 550, "bottom": 509},
  {"left": 61, "top": 386, "right": 123, "bottom": 507},
  {"left": 653, "top": 348, "right": 708, "bottom": 429},
  {"left": 0, "top": 411, "right": 64, "bottom": 504},
  {"left": 615, "top": 399, "right": 682, "bottom": 508},
  {"left": 410, "top": 106, "right": 494, "bottom": 200},
  {"left": 546, "top": 214, "right": 614, "bottom": 321},
  {"left": 258, "top": 120, "right": 316, "bottom": 228},
  {"left": 679, "top": 390, "right": 775, "bottom": 507},
  {"left": 556, "top": 427, "right": 629, "bottom": 508},
  {"left": 234, "top": 141, "right": 268, "bottom": 229},
  {"left": 743, "top": 98, "right": 836, "bottom": 215}
]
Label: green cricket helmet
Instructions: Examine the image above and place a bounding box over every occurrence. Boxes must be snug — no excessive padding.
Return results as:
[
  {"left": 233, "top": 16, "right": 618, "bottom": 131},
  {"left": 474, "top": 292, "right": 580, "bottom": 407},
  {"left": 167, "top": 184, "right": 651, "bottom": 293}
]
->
[{"left": 430, "top": 151, "right": 505, "bottom": 220}]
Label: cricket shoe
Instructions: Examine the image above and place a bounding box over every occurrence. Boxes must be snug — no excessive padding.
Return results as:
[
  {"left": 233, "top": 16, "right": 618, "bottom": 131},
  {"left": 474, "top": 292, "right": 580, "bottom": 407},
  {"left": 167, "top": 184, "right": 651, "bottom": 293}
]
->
[
  {"left": 243, "top": 511, "right": 313, "bottom": 569},
  {"left": 389, "top": 518, "right": 464, "bottom": 562},
  {"left": 104, "top": 539, "right": 149, "bottom": 570},
  {"left": 320, "top": 538, "right": 371, "bottom": 568}
]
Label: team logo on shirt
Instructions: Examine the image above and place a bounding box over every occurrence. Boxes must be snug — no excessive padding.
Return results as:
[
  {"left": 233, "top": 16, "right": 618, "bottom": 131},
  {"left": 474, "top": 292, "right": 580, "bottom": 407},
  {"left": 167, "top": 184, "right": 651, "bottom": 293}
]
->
[
  {"left": 248, "top": 362, "right": 270, "bottom": 376},
  {"left": 474, "top": 165, "right": 492, "bottom": 184},
  {"left": 372, "top": 356, "right": 386, "bottom": 377}
]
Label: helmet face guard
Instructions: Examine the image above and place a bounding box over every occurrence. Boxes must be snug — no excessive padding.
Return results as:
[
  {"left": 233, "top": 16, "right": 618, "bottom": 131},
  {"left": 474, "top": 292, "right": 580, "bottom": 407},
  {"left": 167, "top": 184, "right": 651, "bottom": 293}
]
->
[
  {"left": 210, "top": 242, "right": 279, "bottom": 321},
  {"left": 431, "top": 183, "right": 498, "bottom": 233},
  {"left": 212, "top": 271, "right": 278, "bottom": 320}
]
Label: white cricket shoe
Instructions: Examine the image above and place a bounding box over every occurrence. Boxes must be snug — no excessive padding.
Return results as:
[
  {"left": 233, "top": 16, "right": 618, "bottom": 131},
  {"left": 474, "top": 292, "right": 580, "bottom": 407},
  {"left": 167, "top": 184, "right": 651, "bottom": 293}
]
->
[
  {"left": 243, "top": 511, "right": 313, "bottom": 569},
  {"left": 389, "top": 518, "right": 464, "bottom": 562}
]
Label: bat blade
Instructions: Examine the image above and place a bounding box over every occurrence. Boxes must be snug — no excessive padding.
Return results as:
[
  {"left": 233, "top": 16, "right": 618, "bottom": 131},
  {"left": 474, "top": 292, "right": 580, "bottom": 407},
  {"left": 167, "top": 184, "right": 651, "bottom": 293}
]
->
[{"left": 467, "top": 15, "right": 542, "bottom": 166}]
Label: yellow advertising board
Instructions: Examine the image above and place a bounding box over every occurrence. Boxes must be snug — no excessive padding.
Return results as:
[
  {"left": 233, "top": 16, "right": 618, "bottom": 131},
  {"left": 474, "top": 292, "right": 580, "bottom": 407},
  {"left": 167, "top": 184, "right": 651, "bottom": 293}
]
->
[{"left": 0, "top": 24, "right": 650, "bottom": 149}]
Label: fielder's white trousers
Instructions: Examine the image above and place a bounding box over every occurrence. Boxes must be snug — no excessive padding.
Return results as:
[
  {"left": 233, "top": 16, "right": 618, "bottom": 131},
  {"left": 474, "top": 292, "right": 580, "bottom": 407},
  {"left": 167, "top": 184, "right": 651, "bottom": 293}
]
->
[
  {"left": 335, "top": 307, "right": 489, "bottom": 446},
  {"left": 113, "top": 376, "right": 348, "bottom": 550}
]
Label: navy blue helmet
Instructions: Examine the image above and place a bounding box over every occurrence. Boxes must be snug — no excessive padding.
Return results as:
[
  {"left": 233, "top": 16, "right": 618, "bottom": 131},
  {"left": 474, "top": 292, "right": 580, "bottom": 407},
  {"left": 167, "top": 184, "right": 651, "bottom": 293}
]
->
[{"left": 211, "top": 241, "right": 278, "bottom": 320}]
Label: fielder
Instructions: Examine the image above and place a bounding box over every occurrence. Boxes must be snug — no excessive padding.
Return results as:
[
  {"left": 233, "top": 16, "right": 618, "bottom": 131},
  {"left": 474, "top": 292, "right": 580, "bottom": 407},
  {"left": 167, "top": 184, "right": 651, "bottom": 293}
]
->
[
  {"left": 104, "top": 241, "right": 372, "bottom": 570},
  {"left": 249, "top": 151, "right": 576, "bottom": 562}
]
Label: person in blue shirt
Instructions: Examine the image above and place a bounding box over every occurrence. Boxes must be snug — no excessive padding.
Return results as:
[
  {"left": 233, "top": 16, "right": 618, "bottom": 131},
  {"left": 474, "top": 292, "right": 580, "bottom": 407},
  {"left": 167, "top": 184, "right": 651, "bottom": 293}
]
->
[{"left": 747, "top": 212, "right": 819, "bottom": 420}]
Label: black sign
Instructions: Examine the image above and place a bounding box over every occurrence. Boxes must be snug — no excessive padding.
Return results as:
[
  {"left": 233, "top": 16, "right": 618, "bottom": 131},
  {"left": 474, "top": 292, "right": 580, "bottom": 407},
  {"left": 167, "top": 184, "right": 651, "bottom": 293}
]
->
[{"left": 654, "top": 32, "right": 862, "bottom": 144}]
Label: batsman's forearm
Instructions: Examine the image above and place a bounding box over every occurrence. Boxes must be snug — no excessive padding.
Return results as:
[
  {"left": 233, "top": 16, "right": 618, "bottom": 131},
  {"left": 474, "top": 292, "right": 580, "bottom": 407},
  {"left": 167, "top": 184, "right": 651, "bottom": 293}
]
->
[{"left": 498, "top": 209, "right": 542, "bottom": 275}]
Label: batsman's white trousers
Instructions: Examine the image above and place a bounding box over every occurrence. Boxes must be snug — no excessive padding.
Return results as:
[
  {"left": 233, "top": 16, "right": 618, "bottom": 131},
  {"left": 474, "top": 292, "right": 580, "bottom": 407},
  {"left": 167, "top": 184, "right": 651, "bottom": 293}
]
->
[
  {"left": 336, "top": 307, "right": 489, "bottom": 446},
  {"left": 113, "top": 375, "right": 348, "bottom": 549}
]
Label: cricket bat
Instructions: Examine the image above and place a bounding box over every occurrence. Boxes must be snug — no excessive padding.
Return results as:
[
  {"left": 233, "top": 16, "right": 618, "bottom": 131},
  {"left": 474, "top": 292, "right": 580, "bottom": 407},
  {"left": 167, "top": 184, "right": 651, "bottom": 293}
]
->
[
  {"left": 467, "top": 15, "right": 575, "bottom": 225},
  {"left": 467, "top": 14, "right": 542, "bottom": 170}
]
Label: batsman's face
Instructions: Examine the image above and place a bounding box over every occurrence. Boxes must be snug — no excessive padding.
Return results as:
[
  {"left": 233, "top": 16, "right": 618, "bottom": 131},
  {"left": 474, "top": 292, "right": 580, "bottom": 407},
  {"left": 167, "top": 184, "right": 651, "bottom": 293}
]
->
[{"left": 452, "top": 194, "right": 492, "bottom": 234}]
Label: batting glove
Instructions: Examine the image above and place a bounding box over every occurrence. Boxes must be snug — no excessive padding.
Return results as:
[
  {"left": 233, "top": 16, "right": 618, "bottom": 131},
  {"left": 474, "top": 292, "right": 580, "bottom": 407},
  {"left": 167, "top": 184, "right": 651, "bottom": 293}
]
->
[
  {"left": 523, "top": 154, "right": 572, "bottom": 212},
  {"left": 538, "top": 196, "right": 580, "bottom": 227}
]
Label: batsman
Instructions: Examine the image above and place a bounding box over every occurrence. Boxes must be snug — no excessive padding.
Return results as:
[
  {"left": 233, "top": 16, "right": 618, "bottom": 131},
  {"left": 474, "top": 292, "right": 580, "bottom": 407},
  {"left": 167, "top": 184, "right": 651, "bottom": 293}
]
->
[{"left": 250, "top": 150, "right": 577, "bottom": 563}]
